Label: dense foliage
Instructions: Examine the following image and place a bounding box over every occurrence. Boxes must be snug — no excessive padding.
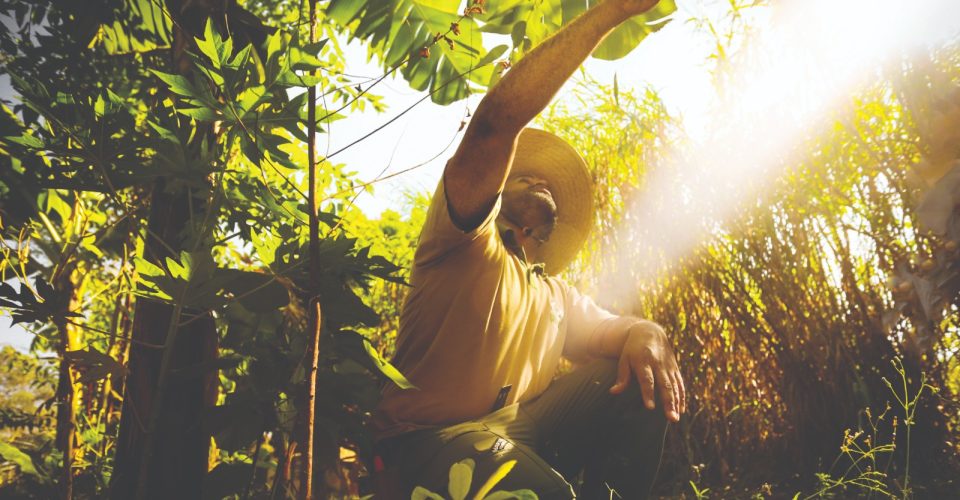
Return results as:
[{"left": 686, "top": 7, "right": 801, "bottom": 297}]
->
[{"left": 0, "top": 0, "right": 958, "bottom": 499}]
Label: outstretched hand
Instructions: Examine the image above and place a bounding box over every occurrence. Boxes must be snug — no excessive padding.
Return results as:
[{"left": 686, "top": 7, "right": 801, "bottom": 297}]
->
[{"left": 609, "top": 320, "right": 686, "bottom": 422}]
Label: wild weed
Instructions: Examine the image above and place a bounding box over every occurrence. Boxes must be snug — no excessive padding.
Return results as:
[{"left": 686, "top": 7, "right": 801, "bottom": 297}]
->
[{"left": 802, "top": 358, "right": 935, "bottom": 499}]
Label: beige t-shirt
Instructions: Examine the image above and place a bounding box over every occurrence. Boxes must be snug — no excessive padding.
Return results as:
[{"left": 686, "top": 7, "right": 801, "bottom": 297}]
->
[{"left": 374, "top": 178, "right": 635, "bottom": 438}]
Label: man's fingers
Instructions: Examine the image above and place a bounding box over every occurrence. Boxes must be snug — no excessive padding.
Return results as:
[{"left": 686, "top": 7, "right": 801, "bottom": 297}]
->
[
  {"left": 674, "top": 371, "right": 686, "bottom": 415},
  {"left": 609, "top": 354, "right": 631, "bottom": 394},
  {"left": 669, "top": 372, "right": 681, "bottom": 420},
  {"left": 657, "top": 369, "right": 678, "bottom": 421},
  {"left": 637, "top": 364, "right": 656, "bottom": 409}
]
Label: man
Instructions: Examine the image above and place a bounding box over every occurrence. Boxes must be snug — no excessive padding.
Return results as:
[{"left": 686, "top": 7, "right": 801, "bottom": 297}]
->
[{"left": 373, "top": 0, "right": 685, "bottom": 497}]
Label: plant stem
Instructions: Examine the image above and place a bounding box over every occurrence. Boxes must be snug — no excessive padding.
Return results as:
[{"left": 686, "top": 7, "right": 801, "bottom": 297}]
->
[{"left": 297, "top": 0, "right": 322, "bottom": 498}]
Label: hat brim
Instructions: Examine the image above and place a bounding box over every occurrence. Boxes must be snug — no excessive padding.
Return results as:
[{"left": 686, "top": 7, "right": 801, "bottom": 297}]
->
[{"left": 510, "top": 128, "right": 593, "bottom": 275}]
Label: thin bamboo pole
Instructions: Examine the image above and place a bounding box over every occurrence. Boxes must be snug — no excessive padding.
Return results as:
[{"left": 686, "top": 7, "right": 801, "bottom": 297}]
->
[{"left": 299, "top": 0, "right": 322, "bottom": 497}]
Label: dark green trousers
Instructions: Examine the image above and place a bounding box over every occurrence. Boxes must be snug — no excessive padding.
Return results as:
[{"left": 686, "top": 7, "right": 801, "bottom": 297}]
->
[{"left": 377, "top": 359, "right": 669, "bottom": 499}]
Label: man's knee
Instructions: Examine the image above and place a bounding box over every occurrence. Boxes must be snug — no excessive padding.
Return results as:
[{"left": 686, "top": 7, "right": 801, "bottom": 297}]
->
[{"left": 577, "top": 359, "right": 670, "bottom": 428}]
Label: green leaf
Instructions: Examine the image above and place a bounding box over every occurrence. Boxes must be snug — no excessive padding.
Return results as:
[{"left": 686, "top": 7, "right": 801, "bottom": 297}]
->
[
  {"left": 366, "top": 341, "right": 415, "bottom": 388},
  {"left": 178, "top": 107, "right": 221, "bottom": 121},
  {"left": 81, "top": 236, "right": 105, "bottom": 259},
  {"left": 0, "top": 278, "right": 82, "bottom": 325},
  {"left": 472, "top": 459, "right": 518, "bottom": 499},
  {"left": 93, "top": 0, "right": 173, "bottom": 55},
  {"left": 134, "top": 256, "right": 165, "bottom": 279},
  {"left": 227, "top": 44, "right": 253, "bottom": 71},
  {"left": 510, "top": 20, "right": 527, "bottom": 48},
  {"left": 483, "top": 490, "right": 537, "bottom": 500},
  {"left": 196, "top": 18, "right": 222, "bottom": 68},
  {"left": 146, "top": 118, "right": 179, "bottom": 143},
  {"left": 411, "top": 486, "right": 445, "bottom": 500},
  {"left": 250, "top": 228, "right": 280, "bottom": 266},
  {"left": 592, "top": 1, "right": 675, "bottom": 60},
  {"left": 94, "top": 94, "right": 106, "bottom": 117},
  {"left": 236, "top": 86, "right": 272, "bottom": 117},
  {"left": 336, "top": 331, "right": 416, "bottom": 389},
  {"left": 43, "top": 189, "right": 72, "bottom": 223},
  {"left": 561, "top": 0, "right": 587, "bottom": 25},
  {"left": 289, "top": 39, "right": 328, "bottom": 71},
  {"left": 150, "top": 69, "right": 201, "bottom": 99},
  {"left": 448, "top": 458, "right": 474, "bottom": 500},
  {"left": 65, "top": 347, "right": 125, "bottom": 384},
  {"left": 0, "top": 441, "right": 38, "bottom": 476},
  {"left": 4, "top": 133, "right": 44, "bottom": 149},
  {"left": 274, "top": 72, "right": 324, "bottom": 88},
  {"left": 336, "top": 0, "right": 491, "bottom": 104},
  {"left": 264, "top": 31, "right": 285, "bottom": 83},
  {"left": 166, "top": 252, "right": 192, "bottom": 280},
  {"left": 475, "top": 44, "right": 509, "bottom": 70}
]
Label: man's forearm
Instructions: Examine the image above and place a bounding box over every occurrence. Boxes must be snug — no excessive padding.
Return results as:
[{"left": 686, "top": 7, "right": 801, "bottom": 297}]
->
[{"left": 471, "top": 1, "right": 636, "bottom": 136}]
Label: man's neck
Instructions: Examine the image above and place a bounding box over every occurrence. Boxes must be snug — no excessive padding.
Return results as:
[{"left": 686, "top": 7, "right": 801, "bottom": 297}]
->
[{"left": 497, "top": 225, "right": 528, "bottom": 262}]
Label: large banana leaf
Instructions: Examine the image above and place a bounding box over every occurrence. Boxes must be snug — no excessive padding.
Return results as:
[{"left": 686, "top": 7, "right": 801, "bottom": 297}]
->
[{"left": 329, "top": 0, "right": 676, "bottom": 104}]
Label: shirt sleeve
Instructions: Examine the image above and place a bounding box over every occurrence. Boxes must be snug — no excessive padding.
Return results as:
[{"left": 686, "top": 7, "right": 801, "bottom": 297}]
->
[
  {"left": 562, "top": 284, "right": 641, "bottom": 361},
  {"left": 414, "top": 174, "right": 502, "bottom": 268}
]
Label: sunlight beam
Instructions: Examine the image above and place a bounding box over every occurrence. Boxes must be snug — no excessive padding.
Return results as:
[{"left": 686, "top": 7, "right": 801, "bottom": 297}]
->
[{"left": 600, "top": 0, "right": 960, "bottom": 306}]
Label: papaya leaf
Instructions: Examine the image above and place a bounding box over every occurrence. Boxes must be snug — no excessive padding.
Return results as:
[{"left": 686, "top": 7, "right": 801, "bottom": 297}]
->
[
  {"left": 196, "top": 18, "right": 223, "bottom": 69},
  {"left": 0, "top": 278, "right": 81, "bottom": 326},
  {"left": 65, "top": 347, "right": 125, "bottom": 384},
  {"left": 150, "top": 69, "right": 202, "bottom": 100},
  {"left": 178, "top": 107, "right": 221, "bottom": 121}
]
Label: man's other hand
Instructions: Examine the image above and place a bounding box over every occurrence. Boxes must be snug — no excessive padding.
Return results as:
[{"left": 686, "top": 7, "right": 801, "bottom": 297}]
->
[{"left": 609, "top": 320, "right": 686, "bottom": 422}]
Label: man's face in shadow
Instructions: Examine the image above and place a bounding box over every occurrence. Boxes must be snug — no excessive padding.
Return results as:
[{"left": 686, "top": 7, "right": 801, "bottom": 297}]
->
[{"left": 500, "top": 174, "right": 557, "bottom": 244}]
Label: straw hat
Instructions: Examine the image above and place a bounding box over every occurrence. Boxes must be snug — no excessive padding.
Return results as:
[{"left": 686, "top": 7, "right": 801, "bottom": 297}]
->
[{"left": 510, "top": 128, "right": 594, "bottom": 275}]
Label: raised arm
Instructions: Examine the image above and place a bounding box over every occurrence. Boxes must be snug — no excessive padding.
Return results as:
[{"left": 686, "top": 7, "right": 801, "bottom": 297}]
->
[{"left": 444, "top": 0, "right": 661, "bottom": 229}]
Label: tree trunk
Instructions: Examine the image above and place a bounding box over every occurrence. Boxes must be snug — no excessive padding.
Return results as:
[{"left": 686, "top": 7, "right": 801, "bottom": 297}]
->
[
  {"left": 53, "top": 269, "right": 81, "bottom": 500},
  {"left": 109, "top": 179, "right": 218, "bottom": 500}
]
